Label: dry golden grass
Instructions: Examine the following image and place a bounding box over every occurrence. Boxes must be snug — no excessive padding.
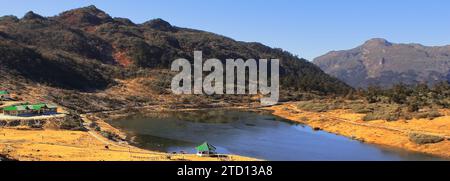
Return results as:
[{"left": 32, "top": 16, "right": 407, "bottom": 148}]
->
[{"left": 0, "top": 128, "right": 256, "bottom": 161}]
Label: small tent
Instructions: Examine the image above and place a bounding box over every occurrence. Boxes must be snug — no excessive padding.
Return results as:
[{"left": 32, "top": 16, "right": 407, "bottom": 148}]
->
[{"left": 195, "top": 142, "right": 217, "bottom": 157}]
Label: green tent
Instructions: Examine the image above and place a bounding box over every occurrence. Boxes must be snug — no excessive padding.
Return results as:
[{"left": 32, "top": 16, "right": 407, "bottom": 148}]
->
[
  {"left": 195, "top": 142, "right": 217, "bottom": 152},
  {"left": 0, "top": 90, "right": 9, "bottom": 95}
]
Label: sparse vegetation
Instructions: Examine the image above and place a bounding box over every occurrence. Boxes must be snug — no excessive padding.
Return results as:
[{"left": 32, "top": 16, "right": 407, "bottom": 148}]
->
[
  {"left": 296, "top": 86, "right": 448, "bottom": 122},
  {"left": 0, "top": 5, "right": 352, "bottom": 112},
  {"left": 89, "top": 121, "right": 101, "bottom": 131},
  {"left": 100, "top": 131, "right": 122, "bottom": 142},
  {"left": 58, "top": 114, "right": 87, "bottom": 131},
  {"left": 409, "top": 133, "right": 445, "bottom": 145}
]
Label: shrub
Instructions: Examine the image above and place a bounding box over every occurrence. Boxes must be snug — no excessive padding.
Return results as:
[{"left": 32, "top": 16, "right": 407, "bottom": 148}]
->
[
  {"left": 28, "top": 120, "right": 45, "bottom": 129},
  {"left": 414, "top": 110, "right": 442, "bottom": 120},
  {"left": 100, "top": 131, "right": 122, "bottom": 141},
  {"left": 362, "top": 104, "right": 401, "bottom": 121},
  {"left": 89, "top": 122, "right": 101, "bottom": 131},
  {"left": 406, "top": 101, "right": 420, "bottom": 112},
  {"left": 296, "top": 101, "right": 330, "bottom": 112},
  {"left": 299, "top": 117, "right": 308, "bottom": 122},
  {"left": 7, "top": 120, "right": 21, "bottom": 127},
  {"left": 363, "top": 111, "right": 399, "bottom": 122},
  {"left": 409, "top": 133, "right": 445, "bottom": 144},
  {"left": 427, "top": 111, "right": 443, "bottom": 119},
  {"left": 349, "top": 103, "right": 373, "bottom": 114},
  {"left": 59, "top": 115, "right": 87, "bottom": 131}
]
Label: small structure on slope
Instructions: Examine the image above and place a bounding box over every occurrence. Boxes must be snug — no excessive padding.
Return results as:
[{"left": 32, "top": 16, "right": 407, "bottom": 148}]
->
[
  {"left": 2, "top": 103, "right": 58, "bottom": 116},
  {"left": 0, "top": 90, "right": 10, "bottom": 101}
]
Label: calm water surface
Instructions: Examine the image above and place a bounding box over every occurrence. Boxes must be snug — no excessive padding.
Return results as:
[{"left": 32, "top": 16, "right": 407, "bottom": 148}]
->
[{"left": 107, "top": 110, "right": 444, "bottom": 161}]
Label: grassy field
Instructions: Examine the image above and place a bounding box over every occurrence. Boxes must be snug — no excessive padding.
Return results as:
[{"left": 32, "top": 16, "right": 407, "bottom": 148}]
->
[{"left": 0, "top": 128, "right": 256, "bottom": 161}]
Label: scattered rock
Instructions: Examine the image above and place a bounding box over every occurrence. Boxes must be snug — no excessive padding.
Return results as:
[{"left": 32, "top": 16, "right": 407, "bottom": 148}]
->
[{"left": 409, "top": 132, "right": 445, "bottom": 145}]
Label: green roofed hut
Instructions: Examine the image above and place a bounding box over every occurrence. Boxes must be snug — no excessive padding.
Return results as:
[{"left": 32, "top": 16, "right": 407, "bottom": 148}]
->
[
  {"left": 195, "top": 142, "right": 217, "bottom": 157},
  {"left": 0, "top": 90, "right": 10, "bottom": 100},
  {"left": 2, "top": 103, "right": 58, "bottom": 116},
  {"left": 3, "top": 105, "right": 29, "bottom": 116}
]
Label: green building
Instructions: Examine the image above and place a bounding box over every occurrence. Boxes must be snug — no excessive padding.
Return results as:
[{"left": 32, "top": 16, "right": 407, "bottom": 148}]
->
[
  {"left": 2, "top": 103, "right": 58, "bottom": 116},
  {"left": 0, "top": 90, "right": 10, "bottom": 100}
]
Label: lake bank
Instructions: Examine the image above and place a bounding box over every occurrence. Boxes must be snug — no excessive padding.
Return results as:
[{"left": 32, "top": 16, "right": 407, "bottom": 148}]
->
[
  {"left": 0, "top": 127, "right": 255, "bottom": 161},
  {"left": 106, "top": 109, "right": 444, "bottom": 160},
  {"left": 0, "top": 112, "right": 256, "bottom": 161},
  {"left": 0, "top": 102, "right": 258, "bottom": 161},
  {"left": 3, "top": 101, "right": 448, "bottom": 161},
  {"left": 265, "top": 102, "right": 450, "bottom": 158}
]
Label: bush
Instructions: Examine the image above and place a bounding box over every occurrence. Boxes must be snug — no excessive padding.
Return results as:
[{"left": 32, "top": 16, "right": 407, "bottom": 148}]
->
[
  {"left": 100, "top": 131, "right": 122, "bottom": 141},
  {"left": 414, "top": 110, "right": 442, "bottom": 120},
  {"left": 427, "top": 111, "right": 443, "bottom": 119},
  {"left": 59, "top": 115, "right": 87, "bottom": 131},
  {"left": 363, "top": 113, "right": 399, "bottom": 122},
  {"left": 7, "top": 120, "right": 21, "bottom": 127},
  {"left": 28, "top": 120, "right": 45, "bottom": 129},
  {"left": 299, "top": 117, "right": 308, "bottom": 122},
  {"left": 349, "top": 103, "right": 373, "bottom": 114},
  {"left": 89, "top": 122, "right": 101, "bottom": 131},
  {"left": 409, "top": 133, "right": 445, "bottom": 144},
  {"left": 407, "top": 101, "right": 420, "bottom": 112},
  {"left": 296, "top": 101, "right": 330, "bottom": 112},
  {"left": 362, "top": 104, "right": 400, "bottom": 121}
]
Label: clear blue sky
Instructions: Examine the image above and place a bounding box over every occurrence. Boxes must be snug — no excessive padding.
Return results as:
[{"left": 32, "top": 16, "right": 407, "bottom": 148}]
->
[{"left": 1, "top": 0, "right": 449, "bottom": 60}]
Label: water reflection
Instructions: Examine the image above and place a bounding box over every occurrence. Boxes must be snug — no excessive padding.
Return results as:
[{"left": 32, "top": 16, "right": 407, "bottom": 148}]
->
[{"left": 107, "top": 110, "right": 444, "bottom": 161}]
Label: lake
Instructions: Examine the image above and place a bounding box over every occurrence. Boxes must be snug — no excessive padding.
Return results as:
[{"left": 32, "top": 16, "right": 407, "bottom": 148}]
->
[{"left": 107, "top": 110, "right": 444, "bottom": 161}]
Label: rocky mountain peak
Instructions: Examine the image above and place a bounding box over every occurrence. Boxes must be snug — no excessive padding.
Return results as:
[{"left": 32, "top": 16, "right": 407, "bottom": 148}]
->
[
  {"left": 56, "top": 5, "right": 112, "bottom": 26},
  {"left": 314, "top": 38, "right": 450, "bottom": 88},
  {"left": 142, "top": 18, "right": 176, "bottom": 32},
  {"left": 22, "top": 11, "right": 46, "bottom": 20},
  {"left": 363, "top": 38, "right": 393, "bottom": 47}
]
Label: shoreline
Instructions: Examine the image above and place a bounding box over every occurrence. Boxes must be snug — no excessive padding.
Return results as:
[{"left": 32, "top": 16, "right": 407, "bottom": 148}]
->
[
  {"left": 3, "top": 101, "right": 448, "bottom": 160},
  {"left": 0, "top": 126, "right": 256, "bottom": 161},
  {"left": 264, "top": 102, "right": 450, "bottom": 159},
  {"left": 0, "top": 105, "right": 258, "bottom": 161},
  {"left": 81, "top": 105, "right": 265, "bottom": 160}
]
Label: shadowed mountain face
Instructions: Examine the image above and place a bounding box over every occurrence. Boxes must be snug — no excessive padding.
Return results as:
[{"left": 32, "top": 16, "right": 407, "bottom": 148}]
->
[
  {"left": 313, "top": 38, "right": 450, "bottom": 88},
  {"left": 0, "top": 6, "right": 350, "bottom": 94}
]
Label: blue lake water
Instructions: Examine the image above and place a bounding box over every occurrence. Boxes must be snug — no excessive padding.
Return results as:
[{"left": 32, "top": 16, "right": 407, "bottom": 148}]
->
[{"left": 107, "top": 110, "right": 444, "bottom": 161}]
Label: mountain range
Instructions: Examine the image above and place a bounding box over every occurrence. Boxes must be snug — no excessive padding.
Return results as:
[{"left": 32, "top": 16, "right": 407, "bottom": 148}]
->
[
  {"left": 313, "top": 38, "right": 450, "bottom": 88},
  {"left": 0, "top": 6, "right": 350, "bottom": 111}
]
